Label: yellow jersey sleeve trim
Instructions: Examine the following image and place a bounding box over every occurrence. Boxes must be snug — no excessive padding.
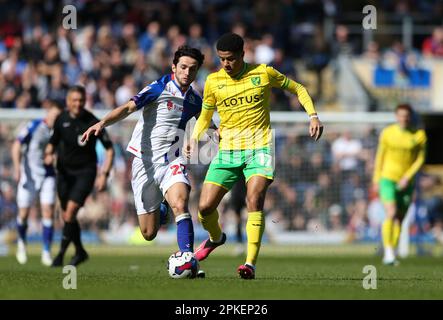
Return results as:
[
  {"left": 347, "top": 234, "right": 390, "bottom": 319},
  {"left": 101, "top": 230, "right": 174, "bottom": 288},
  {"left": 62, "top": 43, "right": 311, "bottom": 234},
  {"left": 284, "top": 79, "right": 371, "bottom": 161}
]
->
[
  {"left": 202, "top": 103, "right": 215, "bottom": 110},
  {"left": 281, "top": 77, "right": 290, "bottom": 89}
]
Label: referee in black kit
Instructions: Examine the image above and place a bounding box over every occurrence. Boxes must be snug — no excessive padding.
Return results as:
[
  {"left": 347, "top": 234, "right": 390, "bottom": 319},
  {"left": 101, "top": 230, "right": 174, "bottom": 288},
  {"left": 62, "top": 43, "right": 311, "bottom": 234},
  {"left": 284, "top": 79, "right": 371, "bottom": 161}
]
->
[{"left": 44, "top": 85, "right": 114, "bottom": 267}]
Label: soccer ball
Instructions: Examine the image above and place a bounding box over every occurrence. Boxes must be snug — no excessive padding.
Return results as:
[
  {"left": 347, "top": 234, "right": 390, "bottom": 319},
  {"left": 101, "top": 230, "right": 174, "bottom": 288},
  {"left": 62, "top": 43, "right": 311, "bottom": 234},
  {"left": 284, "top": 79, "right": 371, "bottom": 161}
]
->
[{"left": 167, "top": 251, "right": 199, "bottom": 279}]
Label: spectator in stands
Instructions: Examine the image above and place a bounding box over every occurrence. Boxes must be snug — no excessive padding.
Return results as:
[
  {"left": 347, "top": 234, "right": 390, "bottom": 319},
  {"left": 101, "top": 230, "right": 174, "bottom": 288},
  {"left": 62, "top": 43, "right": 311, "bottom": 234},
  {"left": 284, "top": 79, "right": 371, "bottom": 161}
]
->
[
  {"left": 0, "top": 181, "right": 17, "bottom": 229},
  {"left": 331, "top": 130, "right": 363, "bottom": 179},
  {"left": 306, "top": 27, "right": 331, "bottom": 101},
  {"left": 422, "top": 26, "right": 443, "bottom": 57},
  {"left": 331, "top": 25, "right": 355, "bottom": 58},
  {"left": 419, "top": 174, "right": 443, "bottom": 244}
]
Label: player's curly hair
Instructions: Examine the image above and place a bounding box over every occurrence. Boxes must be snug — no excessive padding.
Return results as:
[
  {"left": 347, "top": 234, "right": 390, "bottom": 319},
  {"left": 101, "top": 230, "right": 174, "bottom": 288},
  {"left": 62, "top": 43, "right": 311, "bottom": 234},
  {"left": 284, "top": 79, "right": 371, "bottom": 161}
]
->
[
  {"left": 173, "top": 45, "right": 205, "bottom": 67},
  {"left": 216, "top": 33, "right": 244, "bottom": 53}
]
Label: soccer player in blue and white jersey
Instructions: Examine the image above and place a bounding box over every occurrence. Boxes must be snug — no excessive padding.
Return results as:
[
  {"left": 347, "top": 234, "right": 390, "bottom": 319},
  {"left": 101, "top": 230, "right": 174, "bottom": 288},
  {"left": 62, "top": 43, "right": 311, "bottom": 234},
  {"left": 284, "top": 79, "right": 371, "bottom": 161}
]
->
[
  {"left": 83, "top": 46, "right": 211, "bottom": 258},
  {"left": 11, "top": 101, "right": 63, "bottom": 266}
]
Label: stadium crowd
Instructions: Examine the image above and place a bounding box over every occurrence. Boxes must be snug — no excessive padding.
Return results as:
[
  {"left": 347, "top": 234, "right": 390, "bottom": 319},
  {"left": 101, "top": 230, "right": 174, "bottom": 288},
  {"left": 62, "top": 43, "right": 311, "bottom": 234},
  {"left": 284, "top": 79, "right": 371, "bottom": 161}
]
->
[{"left": 1, "top": 0, "right": 443, "bottom": 244}]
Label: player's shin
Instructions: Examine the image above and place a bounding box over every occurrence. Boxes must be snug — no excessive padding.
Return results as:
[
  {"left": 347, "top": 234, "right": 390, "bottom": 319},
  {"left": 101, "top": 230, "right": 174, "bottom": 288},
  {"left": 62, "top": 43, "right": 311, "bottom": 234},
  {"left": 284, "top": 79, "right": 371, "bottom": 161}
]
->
[
  {"left": 198, "top": 209, "right": 223, "bottom": 242},
  {"left": 245, "top": 211, "right": 265, "bottom": 267},
  {"left": 176, "top": 213, "right": 194, "bottom": 252}
]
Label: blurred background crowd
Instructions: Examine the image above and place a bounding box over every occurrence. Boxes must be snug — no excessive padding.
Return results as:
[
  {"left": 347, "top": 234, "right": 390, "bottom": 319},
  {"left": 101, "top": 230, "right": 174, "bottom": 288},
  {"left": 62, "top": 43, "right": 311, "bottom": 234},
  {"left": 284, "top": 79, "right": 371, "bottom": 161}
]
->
[{"left": 1, "top": 0, "right": 443, "bottom": 247}]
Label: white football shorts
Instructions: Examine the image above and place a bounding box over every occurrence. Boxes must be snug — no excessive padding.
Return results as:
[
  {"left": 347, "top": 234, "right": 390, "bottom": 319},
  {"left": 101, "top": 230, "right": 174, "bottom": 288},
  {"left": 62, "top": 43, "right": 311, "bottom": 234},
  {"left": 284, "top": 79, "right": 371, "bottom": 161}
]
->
[
  {"left": 17, "top": 175, "right": 56, "bottom": 208},
  {"left": 131, "top": 156, "right": 190, "bottom": 215}
]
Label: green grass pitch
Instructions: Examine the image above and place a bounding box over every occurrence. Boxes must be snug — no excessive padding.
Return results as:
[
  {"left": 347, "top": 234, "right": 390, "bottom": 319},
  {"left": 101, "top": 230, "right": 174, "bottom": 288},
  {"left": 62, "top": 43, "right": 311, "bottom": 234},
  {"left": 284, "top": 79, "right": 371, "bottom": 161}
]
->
[{"left": 1, "top": 244, "right": 443, "bottom": 299}]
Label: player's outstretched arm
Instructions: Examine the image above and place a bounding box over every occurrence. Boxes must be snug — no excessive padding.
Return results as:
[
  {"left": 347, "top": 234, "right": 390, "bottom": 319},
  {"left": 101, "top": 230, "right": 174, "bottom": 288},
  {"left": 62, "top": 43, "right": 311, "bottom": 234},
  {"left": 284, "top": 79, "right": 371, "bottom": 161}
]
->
[
  {"left": 184, "top": 106, "right": 215, "bottom": 159},
  {"left": 399, "top": 132, "right": 427, "bottom": 190},
  {"left": 96, "top": 146, "right": 115, "bottom": 192},
  {"left": 82, "top": 100, "right": 138, "bottom": 142},
  {"left": 11, "top": 139, "right": 22, "bottom": 182},
  {"left": 287, "top": 82, "right": 323, "bottom": 140},
  {"left": 267, "top": 66, "right": 324, "bottom": 141},
  {"left": 44, "top": 143, "right": 55, "bottom": 166}
]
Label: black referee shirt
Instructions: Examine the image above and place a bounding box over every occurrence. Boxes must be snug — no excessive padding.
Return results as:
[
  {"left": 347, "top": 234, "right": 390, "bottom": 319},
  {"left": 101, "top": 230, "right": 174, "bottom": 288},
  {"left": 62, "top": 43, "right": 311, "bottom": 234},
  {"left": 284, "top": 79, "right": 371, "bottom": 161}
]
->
[{"left": 49, "top": 110, "right": 113, "bottom": 171}]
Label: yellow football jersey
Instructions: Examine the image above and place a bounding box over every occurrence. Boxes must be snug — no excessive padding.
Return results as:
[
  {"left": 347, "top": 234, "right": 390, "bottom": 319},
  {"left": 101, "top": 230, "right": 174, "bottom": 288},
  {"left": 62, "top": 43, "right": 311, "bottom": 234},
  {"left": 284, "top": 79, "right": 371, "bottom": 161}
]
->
[
  {"left": 373, "top": 123, "right": 427, "bottom": 183},
  {"left": 200, "top": 63, "right": 316, "bottom": 150}
]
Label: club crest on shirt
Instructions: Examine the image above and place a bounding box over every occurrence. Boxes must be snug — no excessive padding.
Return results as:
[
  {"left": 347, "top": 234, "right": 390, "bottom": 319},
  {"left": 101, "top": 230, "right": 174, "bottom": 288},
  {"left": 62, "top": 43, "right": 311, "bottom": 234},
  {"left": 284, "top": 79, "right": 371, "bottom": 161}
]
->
[
  {"left": 77, "top": 135, "right": 87, "bottom": 147},
  {"left": 167, "top": 100, "right": 183, "bottom": 112},
  {"left": 251, "top": 76, "right": 261, "bottom": 86}
]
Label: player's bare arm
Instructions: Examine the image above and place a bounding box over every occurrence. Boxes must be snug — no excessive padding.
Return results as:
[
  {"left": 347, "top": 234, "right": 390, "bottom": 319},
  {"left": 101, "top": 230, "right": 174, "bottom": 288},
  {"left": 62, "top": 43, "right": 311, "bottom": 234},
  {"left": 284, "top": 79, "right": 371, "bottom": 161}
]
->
[
  {"left": 82, "top": 100, "right": 137, "bottom": 142},
  {"left": 11, "top": 139, "right": 22, "bottom": 182},
  {"left": 397, "top": 177, "right": 410, "bottom": 190},
  {"left": 96, "top": 147, "right": 115, "bottom": 192},
  {"left": 185, "top": 107, "right": 215, "bottom": 159},
  {"left": 183, "top": 138, "right": 197, "bottom": 160},
  {"left": 43, "top": 143, "right": 55, "bottom": 166}
]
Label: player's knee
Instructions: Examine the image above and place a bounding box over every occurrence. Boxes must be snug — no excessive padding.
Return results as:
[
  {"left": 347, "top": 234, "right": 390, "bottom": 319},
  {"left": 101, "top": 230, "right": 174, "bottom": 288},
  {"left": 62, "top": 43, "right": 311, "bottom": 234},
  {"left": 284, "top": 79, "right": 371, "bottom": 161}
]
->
[
  {"left": 246, "top": 193, "right": 265, "bottom": 211},
  {"left": 198, "top": 200, "right": 215, "bottom": 216},
  {"left": 62, "top": 212, "right": 75, "bottom": 223},
  {"left": 169, "top": 198, "right": 188, "bottom": 214},
  {"left": 141, "top": 229, "right": 157, "bottom": 241}
]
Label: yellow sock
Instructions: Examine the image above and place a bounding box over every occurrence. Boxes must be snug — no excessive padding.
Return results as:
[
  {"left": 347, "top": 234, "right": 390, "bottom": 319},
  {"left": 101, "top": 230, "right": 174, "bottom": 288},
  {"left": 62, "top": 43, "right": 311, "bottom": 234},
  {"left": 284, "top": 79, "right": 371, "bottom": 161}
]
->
[
  {"left": 198, "top": 209, "right": 222, "bottom": 242},
  {"left": 392, "top": 220, "right": 401, "bottom": 248},
  {"left": 382, "top": 218, "right": 394, "bottom": 248},
  {"left": 246, "top": 211, "right": 265, "bottom": 266}
]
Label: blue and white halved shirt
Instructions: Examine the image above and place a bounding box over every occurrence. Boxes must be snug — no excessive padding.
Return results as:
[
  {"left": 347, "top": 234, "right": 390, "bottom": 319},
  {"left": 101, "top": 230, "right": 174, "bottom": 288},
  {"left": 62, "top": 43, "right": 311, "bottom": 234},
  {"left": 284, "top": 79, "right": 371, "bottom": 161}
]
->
[{"left": 127, "top": 74, "right": 202, "bottom": 164}]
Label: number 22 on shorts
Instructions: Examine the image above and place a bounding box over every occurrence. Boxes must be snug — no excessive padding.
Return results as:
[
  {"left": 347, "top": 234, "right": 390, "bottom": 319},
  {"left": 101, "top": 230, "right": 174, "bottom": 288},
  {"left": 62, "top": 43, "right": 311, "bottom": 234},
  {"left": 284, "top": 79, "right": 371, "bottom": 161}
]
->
[{"left": 170, "top": 164, "right": 185, "bottom": 175}]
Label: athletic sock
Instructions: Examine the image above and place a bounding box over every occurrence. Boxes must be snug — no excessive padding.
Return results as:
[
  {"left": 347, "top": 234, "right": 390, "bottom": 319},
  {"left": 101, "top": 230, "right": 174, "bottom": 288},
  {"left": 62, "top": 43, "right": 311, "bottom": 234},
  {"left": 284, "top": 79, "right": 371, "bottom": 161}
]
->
[
  {"left": 59, "top": 221, "right": 74, "bottom": 255},
  {"left": 392, "top": 220, "right": 401, "bottom": 249},
  {"left": 382, "top": 218, "right": 393, "bottom": 248},
  {"left": 176, "top": 213, "right": 194, "bottom": 252},
  {"left": 245, "top": 211, "right": 265, "bottom": 266},
  {"left": 16, "top": 216, "right": 28, "bottom": 244},
  {"left": 42, "top": 218, "right": 54, "bottom": 253},
  {"left": 198, "top": 209, "right": 222, "bottom": 243},
  {"left": 71, "top": 221, "right": 85, "bottom": 254}
]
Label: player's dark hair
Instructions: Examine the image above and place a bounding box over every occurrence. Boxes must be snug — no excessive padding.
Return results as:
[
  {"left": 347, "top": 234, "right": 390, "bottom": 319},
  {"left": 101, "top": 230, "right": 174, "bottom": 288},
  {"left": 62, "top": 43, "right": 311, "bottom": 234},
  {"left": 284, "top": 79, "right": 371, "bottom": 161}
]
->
[
  {"left": 396, "top": 103, "right": 413, "bottom": 114},
  {"left": 48, "top": 99, "right": 64, "bottom": 111},
  {"left": 67, "top": 85, "right": 86, "bottom": 97},
  {"left": 216, "top": 33, "right": 244, "bottom": 53},
  {"left": 173, "top": 45, "right": 205, "bottom": 67}
]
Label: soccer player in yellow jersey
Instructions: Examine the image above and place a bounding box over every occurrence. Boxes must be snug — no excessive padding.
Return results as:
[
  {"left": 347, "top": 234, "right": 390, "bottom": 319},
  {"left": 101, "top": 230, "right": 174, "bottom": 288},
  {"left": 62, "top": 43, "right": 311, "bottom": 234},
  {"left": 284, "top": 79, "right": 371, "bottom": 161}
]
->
[
  {"left": 373, "top": 104, "right": 427, "bottom": 265},
  {"left": 184, "top": 33, "right": 323, "bottom": 279}
]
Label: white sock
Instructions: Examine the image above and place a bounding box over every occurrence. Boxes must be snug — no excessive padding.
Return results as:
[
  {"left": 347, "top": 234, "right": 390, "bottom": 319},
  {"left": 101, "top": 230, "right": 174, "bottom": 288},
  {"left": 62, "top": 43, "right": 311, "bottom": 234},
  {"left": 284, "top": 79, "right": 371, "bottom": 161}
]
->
[
  {"left": 42, "top": 218, "right": 53, "bottom": 227},
  {"left": 17, "top": 239, "right": 26, "bottom": 249},
  {"left": 175, "top": 213, "right": 191, "bottom": 223},
  {"left": 384, "top": 246, "right": 395, "bottom": 262},
  {"left": 245, "top": 263, "right": 255, "bottom": 270}
]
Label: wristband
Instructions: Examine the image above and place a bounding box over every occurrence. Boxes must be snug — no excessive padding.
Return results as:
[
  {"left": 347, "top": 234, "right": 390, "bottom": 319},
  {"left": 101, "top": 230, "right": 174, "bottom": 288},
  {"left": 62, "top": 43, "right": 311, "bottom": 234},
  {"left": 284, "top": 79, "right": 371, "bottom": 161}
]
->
[{"left": 309, "top": 114, "right": 318, "bottom": 119}]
